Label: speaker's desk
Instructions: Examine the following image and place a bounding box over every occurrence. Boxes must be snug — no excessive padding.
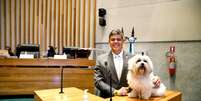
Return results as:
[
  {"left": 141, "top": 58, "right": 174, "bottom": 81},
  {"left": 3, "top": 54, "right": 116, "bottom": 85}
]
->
[
  {"left": 107, "top": 90, "right": 182, "bottom": 101},
  {"left": 0, "top": 58, "right": 95, "bottom": 96},
  {"left": 34, "top": 87, "right": 104, "bottom": 101}
]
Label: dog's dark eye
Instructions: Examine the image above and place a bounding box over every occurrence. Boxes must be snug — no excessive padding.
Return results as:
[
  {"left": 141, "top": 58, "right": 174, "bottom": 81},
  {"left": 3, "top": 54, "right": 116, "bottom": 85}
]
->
[
  {"left": 136, "top": 59, "right": 141, "bottom": 63},
  {"left": 143, "top": 60, "right": 147, "bottom": 63}
]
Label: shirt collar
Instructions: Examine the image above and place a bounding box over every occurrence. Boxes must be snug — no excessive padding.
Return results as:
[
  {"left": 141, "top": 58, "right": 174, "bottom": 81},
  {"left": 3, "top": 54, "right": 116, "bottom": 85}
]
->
[{"left": 112, "top": 50, "right": 123, "bottom": 58}]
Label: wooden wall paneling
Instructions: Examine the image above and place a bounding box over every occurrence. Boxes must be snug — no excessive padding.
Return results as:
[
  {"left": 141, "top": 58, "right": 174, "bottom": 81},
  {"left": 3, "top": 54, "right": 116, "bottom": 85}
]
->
[
  {"left": 90, "top": 0, "right": 95, "bottom": 48},
  {"left": 20, "top": 0, "right": 25, "bottom": 44},
  {"left": 73, "top": 0, "right": 77, "bottom": 47},
  {"left": 92, "top": 0, "right": 96, "bottom": 48},
  {"left": 0, "top": 0, "right": 5, "bottom": 49},
  {"left": 42, "top": 0, "right": 47, "bottom": 51},
  {"left": 53, "top": 0, "right": 55, "bottom": 47},
  {"left": 40, "top": 0, "right": 44, "bottom": 48},
  {"left": 16, "top": 0, "right": 20, "bottom": 45},
  {"left": 38, "top": 0, "right": 42, "bottom": 51},
  {"left": 0, "top": 0, "right": 96, "bottom": 53},
  {"left": 72, "top": 0, "right": 75, "bottom": 47},
  {"left": 89, "top": 0, "right": 92, "bottom": 48},
  {"left": 84, "top": 0, "right": 88, "bottom": 48},
  {"left": 79, "top": 0, "right": 82, "bottom": 48},
  {"left": 63, "top": 0, "right": 67, "bottom": 47},
  {"left": 51, "top": 0, "right": 55, "bottom": 47},
  {"left": 66, "top": 0, "right": 69, "bottom": 47},
  {"left": 46, "top": 0, "right": 51, "bottom": 47},
  {"left": 0, "top": 67, "right": 94, "bottom": 95},
  {"left": 53, "top": 0, "right": 56, "bottom": 47},
  {"left": 72, "top": 0, "right": 75, "bottom": 46},
  {"left": 11, "top": 0, "right": 16, "bottom": 50},
  {"left": 67, "top": 0, "right": 70, "bottom": 46},
  {"left": 44, "top": 0, "right": 47, "bottom": 51},
  {"left": 6, "top": 0, "right": 11, "bottom": 47},
  {"left": 76, "top": 0, "right": 81, "bottom": 47},
  {"left": 69, "top": 0, "right": 72, "bottom": 46},
  {"left": 34, "top": 0, "right": 38, "bottom": 44},
  {"left": 59, "top": 0, "right": 64, "bottom": 53},
  {"left": 86, "top": 0, "right": 91, "bottom": 48},
  {"left": 25, "top": 0, "right": 29, "bottom": 43},
  {"left": 55, "top": 0, "right": 59, "bottom": 52},
  {"left": 29, "top": 0, "right": 34, "bottom": 44},
  {"left": 81, "top": 0, "right": 86, "bottom": 48}
]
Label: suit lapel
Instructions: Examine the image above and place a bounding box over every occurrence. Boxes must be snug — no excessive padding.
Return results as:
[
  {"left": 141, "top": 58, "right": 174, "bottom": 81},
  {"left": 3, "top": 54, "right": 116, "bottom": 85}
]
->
[
  {"left": 119, "top": 52, "right": 129, "bottom": 83},
  {"left": 107, "top": 51, "right": 119, "bottom": 83}
]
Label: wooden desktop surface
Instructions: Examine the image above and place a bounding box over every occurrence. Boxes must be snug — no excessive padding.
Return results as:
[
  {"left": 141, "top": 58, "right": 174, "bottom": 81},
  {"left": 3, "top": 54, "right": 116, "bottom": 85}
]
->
[
  {"left": 0, "top": 58, "right": 95, "bottom": 66},
  {"left": 35, "top": 87, "right": 181, "bottom": 101},
  {"left": 107, "top": 90, "right": 182, "bottom": 101},
  {"left": 34, "top": 87, "right": 104, "bottom": 101},
  {"left": 0, "top": 58, "right": 95, "bottom": 96}
]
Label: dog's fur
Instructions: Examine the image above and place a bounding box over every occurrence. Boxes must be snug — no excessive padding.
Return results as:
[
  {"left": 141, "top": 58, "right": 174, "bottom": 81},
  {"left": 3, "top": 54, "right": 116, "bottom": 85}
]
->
[{"left": 127, "top": 53, "right": 166, "bottom": 99}]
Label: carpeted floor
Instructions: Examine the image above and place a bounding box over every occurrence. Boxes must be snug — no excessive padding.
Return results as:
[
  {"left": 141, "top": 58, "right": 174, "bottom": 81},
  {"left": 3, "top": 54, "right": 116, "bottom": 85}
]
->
[
  {"left": 0, "top": 95, "right": 34, "bottom": 101},
  {"left": 0, "top": 98, "right": 34, "bottom": 101}
]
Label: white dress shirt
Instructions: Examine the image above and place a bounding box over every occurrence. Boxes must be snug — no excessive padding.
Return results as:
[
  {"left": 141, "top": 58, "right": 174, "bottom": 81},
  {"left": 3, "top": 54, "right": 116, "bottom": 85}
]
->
[{"left": 112, "top": 51, "right": 123, "bottom": 80}]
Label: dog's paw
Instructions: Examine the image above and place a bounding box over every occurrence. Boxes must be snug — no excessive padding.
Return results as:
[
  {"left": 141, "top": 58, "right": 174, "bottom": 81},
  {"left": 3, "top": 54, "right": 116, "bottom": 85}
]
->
[
  {"left": 128, "top": 93, "right": 133, "bottom": 97},
  {"left": 141, "top": 94, "right": 151, "bottom": 99},
  {"left": 152, "top": 83, "right": 166, "bottom": 96},
  {"left": 128, "top": 91, "right": 137, "bottom": 98},
  {"left": 142, "top": 96, "right": 149, "bottom": 100}
]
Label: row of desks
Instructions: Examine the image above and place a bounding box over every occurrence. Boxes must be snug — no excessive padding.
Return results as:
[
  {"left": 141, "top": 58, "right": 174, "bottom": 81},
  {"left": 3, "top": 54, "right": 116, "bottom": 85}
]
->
[{"left": 0, "top": 58, "right": 95, "bottom": 95}]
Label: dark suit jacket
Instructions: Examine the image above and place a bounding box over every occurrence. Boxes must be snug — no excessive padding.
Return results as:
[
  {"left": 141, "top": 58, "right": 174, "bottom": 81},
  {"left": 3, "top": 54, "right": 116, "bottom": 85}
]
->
[{"left": 94, "top": 50, "right": 132, "bottom": 98}]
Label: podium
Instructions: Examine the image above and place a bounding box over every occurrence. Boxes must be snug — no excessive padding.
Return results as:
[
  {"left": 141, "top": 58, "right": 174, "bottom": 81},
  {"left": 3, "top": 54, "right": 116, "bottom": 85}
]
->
[
  {"left": 34, "top": 87, "right": 104, "bottom": 101},
  {"left": 107, "top": 90, "right": 182, "bottom": 101}
]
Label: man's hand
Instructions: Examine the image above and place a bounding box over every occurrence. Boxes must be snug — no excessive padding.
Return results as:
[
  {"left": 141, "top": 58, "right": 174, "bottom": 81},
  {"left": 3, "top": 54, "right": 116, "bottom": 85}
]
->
[
  {"left": 153, "top": 76, "right": 161, "bottom": 88},
  {"left": 113, "top": 87, "right": 128, "bottom": 96}
]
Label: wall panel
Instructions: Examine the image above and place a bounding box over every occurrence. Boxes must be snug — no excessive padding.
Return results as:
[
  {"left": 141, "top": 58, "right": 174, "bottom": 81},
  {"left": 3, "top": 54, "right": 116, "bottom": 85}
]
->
[
  {"left": 16, "top": 0, "right": 20, "bottom": 45},
  {"left": 11, "top": 0, "right": 16, "bottom": 49},
  {"left": 0, "top": 0, "right": 96, "bottom": 54},
  {"left": 6, "top": 0, "right": 11, "bottom": 46}
]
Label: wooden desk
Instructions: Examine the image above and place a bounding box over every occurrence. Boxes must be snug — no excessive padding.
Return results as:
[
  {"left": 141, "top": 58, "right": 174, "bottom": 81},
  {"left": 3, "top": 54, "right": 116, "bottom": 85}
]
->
[
  {"left": 34, "top": 87, "right": 104, "bottom": 101},
  {"left": 107, "top": 90, "right": 182, "bottom": 101},
  {"left": 0, "top": 58, "right": 95, "bottom": 96}
]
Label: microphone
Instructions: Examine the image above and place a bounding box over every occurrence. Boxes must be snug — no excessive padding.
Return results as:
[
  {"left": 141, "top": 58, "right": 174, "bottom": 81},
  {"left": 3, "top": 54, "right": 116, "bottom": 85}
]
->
[
  {"left": 105, "top": 61, "right": 112, "bottom": 101},
  {"left": 131, "top": 26, "right": 135, "bottom": 37}
]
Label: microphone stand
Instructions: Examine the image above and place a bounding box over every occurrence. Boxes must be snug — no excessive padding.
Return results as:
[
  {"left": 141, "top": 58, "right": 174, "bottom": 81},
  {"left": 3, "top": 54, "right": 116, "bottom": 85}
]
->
[
  {"left": 109, "top": 71, "right": 112, "bottom": 101},
  {"left": 59, "top": 66, "right": 64, "bottom": 93}
]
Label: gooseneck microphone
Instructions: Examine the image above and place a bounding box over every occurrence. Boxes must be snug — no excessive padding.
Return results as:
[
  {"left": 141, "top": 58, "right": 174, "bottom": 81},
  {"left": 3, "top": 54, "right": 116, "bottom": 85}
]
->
[{"left": 104, "top": 61, "right": 112, "bottom": 101}]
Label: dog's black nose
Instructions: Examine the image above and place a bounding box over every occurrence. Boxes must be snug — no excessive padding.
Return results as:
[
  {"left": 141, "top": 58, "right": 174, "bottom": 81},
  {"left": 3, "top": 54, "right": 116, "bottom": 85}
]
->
[{"left": 140, "top": 63, "right": 144, "bottom": 67}]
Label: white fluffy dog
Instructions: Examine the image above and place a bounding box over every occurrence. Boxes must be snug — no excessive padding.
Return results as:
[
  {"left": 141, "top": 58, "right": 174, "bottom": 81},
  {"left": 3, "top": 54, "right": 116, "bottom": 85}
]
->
[{"left": 127, "top": 53, "right": 166, "bottom": 99}]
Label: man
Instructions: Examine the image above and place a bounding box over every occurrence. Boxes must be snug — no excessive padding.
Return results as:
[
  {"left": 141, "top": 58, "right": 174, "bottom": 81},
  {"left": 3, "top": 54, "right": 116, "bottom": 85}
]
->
[
  {"left": 94, "top": 29, "right": 160, "bottom": 98},
  {"left": 47, "top": 46, "right": 56, "bottom": 57}
]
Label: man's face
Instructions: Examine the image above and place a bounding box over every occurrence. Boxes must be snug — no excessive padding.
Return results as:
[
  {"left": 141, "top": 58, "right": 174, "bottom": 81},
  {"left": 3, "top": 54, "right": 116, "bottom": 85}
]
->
[{"left": 109, "top": 34, "right": 124, "bottom": 54}]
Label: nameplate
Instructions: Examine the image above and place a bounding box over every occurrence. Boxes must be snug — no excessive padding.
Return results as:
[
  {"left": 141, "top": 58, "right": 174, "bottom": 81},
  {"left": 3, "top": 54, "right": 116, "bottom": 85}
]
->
[
  {"left": 19, "top": 54, "right": 34, "bottom": 59},
  {"left": 54, "top": 55, "right": 67, "bottom": 59}
]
